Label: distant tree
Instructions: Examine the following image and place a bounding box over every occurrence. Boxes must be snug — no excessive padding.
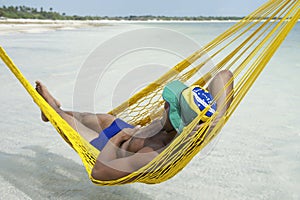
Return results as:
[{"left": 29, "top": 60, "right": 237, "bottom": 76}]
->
[
  {"left": 0, "top": 5, "right": 244, "bottom": 21},
  {"left": 8, "top": 6, "right": 14, "bottom": 11},
  {"left": 25, "top": 6, "right": 31, "bottom": 12}
]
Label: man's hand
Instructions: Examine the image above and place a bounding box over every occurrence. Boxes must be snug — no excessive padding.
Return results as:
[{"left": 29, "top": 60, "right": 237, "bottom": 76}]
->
[
  {"left": 92, "top": 125, "right": 158, "bottom": 181},
  {"left": 111, "top": 126, "right": 141, "bottom": 145},
  {"left": 189, "top": 123, "right": 206, "bottom": 137}
]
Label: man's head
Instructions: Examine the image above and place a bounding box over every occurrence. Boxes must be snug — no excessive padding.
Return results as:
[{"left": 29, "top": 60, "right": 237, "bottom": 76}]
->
[{"left": 162, "top": 80, "right": 217, "bottom": 134}]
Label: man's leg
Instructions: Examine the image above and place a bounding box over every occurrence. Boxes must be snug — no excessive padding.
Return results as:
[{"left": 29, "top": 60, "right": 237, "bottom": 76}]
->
[
  {"left": 208, "top": 70, "right": 234, "bottom": 128},
  {"left": 37, "top": 84, "right": 116, "bottom": 133},
  {"left": 63, "top": 111, "right": 116, "bottom": 133},
  {"left": 36, "top": 81, "right": 109, "bottom": 142}
]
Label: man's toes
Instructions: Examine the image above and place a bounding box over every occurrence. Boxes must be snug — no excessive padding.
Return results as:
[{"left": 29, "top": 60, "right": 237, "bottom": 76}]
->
[
  {"left": 55, "top": 100, "right": 61, "bottom": 107},
  {"left": 41, "top": 113, "right": 49, "bottom": 122}
]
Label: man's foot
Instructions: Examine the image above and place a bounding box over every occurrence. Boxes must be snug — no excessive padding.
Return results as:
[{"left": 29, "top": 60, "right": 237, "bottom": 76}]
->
[{"left": 35, "top": 81, "right": 61, "bottom": 122}]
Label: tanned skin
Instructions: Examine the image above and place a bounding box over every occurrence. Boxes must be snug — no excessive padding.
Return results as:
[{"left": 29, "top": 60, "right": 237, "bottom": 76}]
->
[{"left": 36, "top": 70, "right": 233, "bottom": 181}]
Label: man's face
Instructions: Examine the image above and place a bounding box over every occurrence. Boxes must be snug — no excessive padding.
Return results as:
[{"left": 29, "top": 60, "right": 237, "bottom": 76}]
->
[
  {"left": 164, "top": 101, "right": 170, "bottom": 112},
  {"left": 162, "top": 102, "right": 174, "bottom": 132},
  {"left": 163, "top": 102, "right": 170, "bottom": 123}
]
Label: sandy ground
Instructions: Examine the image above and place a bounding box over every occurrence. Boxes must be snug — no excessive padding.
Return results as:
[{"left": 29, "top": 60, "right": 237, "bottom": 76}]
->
[
  {"left": 0, "top": 19, "right": 109, "bottom": 34},
  {"left": 0, "top": 20, "right": 299, "bottom": 200}
]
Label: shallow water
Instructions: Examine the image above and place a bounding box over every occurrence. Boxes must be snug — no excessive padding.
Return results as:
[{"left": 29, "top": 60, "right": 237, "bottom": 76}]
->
[{"left": 0, "top": 22, "right": 299, "bottom": 200}]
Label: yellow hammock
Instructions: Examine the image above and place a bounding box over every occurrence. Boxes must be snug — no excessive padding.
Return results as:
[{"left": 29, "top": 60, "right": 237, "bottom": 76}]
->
[{"left": 0, "top": 0, "right": 299, "bottom": 186}]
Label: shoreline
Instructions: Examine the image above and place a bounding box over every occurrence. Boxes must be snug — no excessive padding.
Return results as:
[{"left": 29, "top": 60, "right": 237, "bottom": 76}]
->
[
  {"left": 0, "top": 18, "right": 241, "bottom": 24},
  {"left": 1, "top": 18, "right": 298, "bottom": 35},
  {"left": 0, "top": 18, "right": 239, "bottom": 35}
]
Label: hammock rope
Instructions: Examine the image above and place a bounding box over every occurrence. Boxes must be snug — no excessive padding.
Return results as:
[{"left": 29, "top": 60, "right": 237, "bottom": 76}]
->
[{"left": 0, "top": 0, "right": 299, "bottom": 186}]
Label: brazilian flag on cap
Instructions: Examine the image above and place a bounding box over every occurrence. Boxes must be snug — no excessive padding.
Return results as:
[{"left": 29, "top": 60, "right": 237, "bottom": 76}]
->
[{"left": 162, "top": 80, "right": 217, "bottom": 133}]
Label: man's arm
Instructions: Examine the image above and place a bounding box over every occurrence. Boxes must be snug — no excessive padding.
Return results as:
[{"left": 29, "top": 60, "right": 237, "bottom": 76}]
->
[
  {"left": 91, "top": 127, "right": 158, "bottom": 181},
  {"left": 207, "top": 70, "right": 234, "bottom": 130},
  {"left": 96, "top": 127, "right": 137, "bottom": 162},
  {"left": 92, "top": 147, "right": 158, "bottom": 181}
]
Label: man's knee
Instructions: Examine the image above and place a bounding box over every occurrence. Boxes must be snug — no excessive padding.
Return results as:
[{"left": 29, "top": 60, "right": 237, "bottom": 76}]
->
[
  {"left": 96, "top": 114, "right": 116, "bottom": 129},
  {"left": 81, "top": 114, "right": 99, "bottom": 125}
]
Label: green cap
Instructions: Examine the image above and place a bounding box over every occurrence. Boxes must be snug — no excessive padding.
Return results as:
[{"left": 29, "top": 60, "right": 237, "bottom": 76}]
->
[
  {"left": 162, "top": 80, "right": 217, "bottom": 134},
  {"left": 162, "top": 80, "right": 192, "bottom": 133}
]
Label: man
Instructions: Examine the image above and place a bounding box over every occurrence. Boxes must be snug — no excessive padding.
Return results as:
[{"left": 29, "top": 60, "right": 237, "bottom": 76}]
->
[{"left": 36, "top": 70, "right": 233, "bottom": 181}]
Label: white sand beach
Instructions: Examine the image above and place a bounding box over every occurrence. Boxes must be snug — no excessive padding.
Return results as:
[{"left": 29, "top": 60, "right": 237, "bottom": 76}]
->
[
  {"left": 0, "top": 19, "right": 109, "bottom": 35},
  {"left": 0, "top": 20, "right": 299, "bottom": 200},
  {"left": 0, "top": 18, "right": 242, "bottom": 35}
]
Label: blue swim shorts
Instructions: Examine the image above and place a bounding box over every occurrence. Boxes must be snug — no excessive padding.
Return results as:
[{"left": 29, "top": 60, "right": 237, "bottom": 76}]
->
[{"left": 90, "top": 118, "right": 133, "bottom": 151}]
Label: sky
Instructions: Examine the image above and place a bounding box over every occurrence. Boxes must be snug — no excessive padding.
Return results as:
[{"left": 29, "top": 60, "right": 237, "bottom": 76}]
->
[{"left": 0, "top": 0, "right": 268, "bottom": 17}]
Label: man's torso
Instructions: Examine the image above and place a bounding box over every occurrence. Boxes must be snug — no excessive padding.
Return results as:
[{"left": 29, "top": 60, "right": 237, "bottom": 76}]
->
[{"left": 118, "top": 120, "right": 176, "bottom": 157}]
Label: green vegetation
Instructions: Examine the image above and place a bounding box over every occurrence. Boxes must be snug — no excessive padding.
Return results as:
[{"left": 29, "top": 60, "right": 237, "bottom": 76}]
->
[
  {"left": 0, "top": 6, "right": 82, "bottom": 20},
  {"left": 0, "top": 5, "right": 243, "bottom": 21}
]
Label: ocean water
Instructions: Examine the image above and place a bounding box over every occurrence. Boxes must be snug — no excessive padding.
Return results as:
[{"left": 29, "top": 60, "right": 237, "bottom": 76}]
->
[{"left": 0, "top": 22, "right": 299, "bottom": 200}]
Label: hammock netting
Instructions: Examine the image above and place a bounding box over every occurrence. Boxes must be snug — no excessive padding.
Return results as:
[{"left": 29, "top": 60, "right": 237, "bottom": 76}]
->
[{"left": 1, "top": 0, "right": 299, "bottom": 186}]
